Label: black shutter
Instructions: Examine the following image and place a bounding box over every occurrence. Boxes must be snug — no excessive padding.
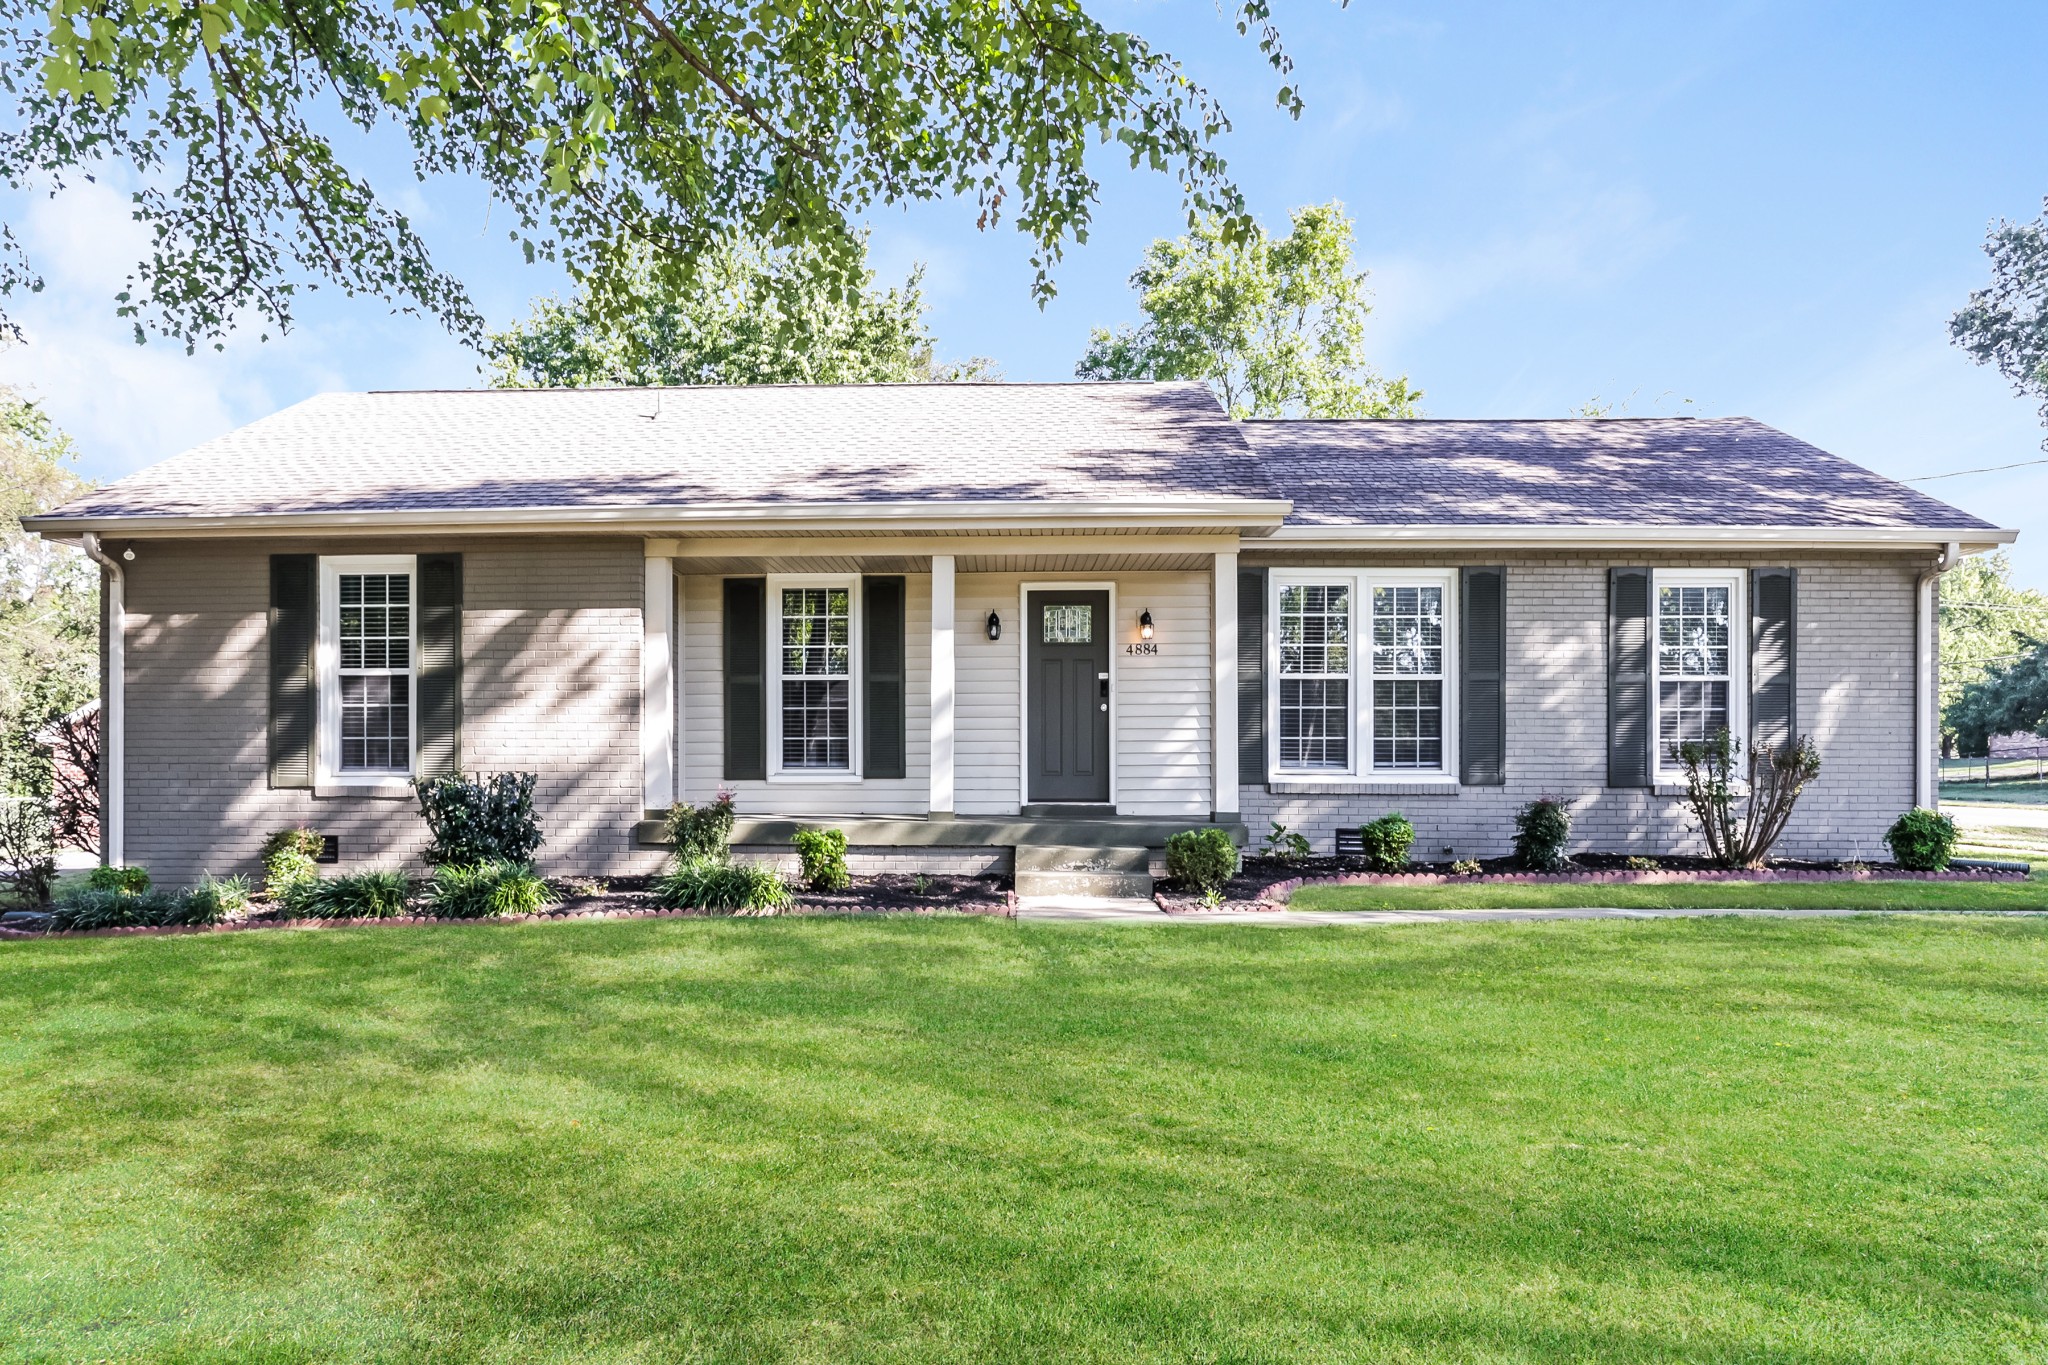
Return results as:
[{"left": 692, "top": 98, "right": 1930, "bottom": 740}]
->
[
  {"left": 1238, "top": 567, "right": 1267, "bottom": 782},
  {"left": 723, "top": 577, "right": 767, "bottom": 781},
  {"left": 1751, "top": 567, "right": 1797, "bottom": 753},
  {"left": 863, "top": 575, "right": 906, "bottom": 780},
  {"left": 416, "top": 554, "right": 463, "bottom": 778},
  {"left": 268, "top": 554, "right": 317, "bottom": 789},
  {"left": 1607, "top": 567, "right": 1652, "bottom": 788},
  {"left": 1460, "top": 566, "right": 1507, "bottom": 785}
]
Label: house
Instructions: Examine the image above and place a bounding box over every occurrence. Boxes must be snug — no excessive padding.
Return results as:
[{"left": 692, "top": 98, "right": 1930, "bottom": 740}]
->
[{"left": 23, "top": 382, "right": 2014, "bottom": 891}]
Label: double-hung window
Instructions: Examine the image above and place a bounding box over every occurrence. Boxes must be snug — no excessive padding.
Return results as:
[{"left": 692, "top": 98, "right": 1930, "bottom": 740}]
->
[
  {"left": 1652, "top": 570, "right": 1744, "bottom": 774},
  {"left": 772, "top": 577, "right": 860, "bottom": 776},
  {"left": 319, "top": 555, "right": 416, "bottom": 784},
  {"left": 1271, "top": 570, "right": 1457, "bottom": 781}
]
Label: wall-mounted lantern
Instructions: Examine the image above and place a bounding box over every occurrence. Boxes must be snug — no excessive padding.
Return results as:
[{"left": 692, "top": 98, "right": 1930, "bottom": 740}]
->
[
  {"left": 986, "top": 611, "right": 1002, "bottom": 641},
  {"left": 1138, "top": 609, "right": 1155, "bottom": 641}
]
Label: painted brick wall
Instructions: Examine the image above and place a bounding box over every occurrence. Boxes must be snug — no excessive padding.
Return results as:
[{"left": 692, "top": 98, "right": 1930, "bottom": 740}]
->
[
  {"left": 1239, "top": 552, "right": 1921, "bottom": 861},
  {"left": 122, "top": 536, "right": 664, "bottom": 885}
]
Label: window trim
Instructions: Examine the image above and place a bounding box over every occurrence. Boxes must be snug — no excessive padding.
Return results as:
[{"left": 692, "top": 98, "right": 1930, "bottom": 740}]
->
[
  {"left": 766, "top": 572, "right": 863, "bottom": 783},
  {"left": 1650, "top": 568, "right": 1747, "bottom": 781},
  {"left": 316, "top": 554, "right": 418, "bottom": 794},
  {"left": 1267, "top": 567, "right": 1459, "bottom": 786}
]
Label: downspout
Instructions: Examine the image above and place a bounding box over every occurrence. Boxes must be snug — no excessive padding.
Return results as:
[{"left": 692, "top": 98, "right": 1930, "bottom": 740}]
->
[
  {"left": 1914, "top": 541, "right": 1962, "bottom": 811},
  {"left": 79, "top": 534, "right": 123, "bottom": 866}
]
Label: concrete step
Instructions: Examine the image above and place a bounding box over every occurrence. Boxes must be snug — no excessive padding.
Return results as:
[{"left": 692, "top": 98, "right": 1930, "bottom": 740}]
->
[{"left": 1013, "top": 844, "right": 1154, "bottom": 898}]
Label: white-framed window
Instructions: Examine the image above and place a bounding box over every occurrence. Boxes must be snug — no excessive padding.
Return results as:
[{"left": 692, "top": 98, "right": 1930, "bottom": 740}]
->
[
  {"left": 769, "top": 575, "right": 861, "bottom": 778},
  {"left": 1270, "top": 569, "right": 1457, "bottom": 782},
  {"left": 318, "top": 555, "right": 416, "bottom": 784},
  {"left": 1652, "top": 570, "right": 1745, "bottom": 775}
]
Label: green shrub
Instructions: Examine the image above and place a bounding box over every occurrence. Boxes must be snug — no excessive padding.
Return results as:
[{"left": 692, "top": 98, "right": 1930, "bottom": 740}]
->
[
  {"left": 413, "top": 772, "right": 543, "bottom": 866},
  {"left": 261, "top": 828, "right": 324, "bottom": 901},
  {"left": 1357, "top": 814, "right": 1415, "bottom": 873},
  {"left": 180, "top": 874, "right": 252, "bottom": 924},
  {"left": 1886, "top": 808, "right": 1958, "bottom": 872},
  {"left": 50, "top": 886, "right": 185, "bottom": 931},
  {"left": 1513, "top": 798, "right": 1573, "bottom": 872},
  {"left": 655, "top": 856, "right": 791, "bottom": 914},
  {"left": 1450, "top": 858, "right": 1482, "bottom": 876},
  {"left": 87, "top": 864, "right": 150, "bottom": 894},
  {"left": 290, "top": 870, "right": 412, "bottom": 919},
  {"left": 0, "top": 799, "right": 56, "bottom": 905},
  {"left": 1165, "top": 828, "right": 1239, "bottom": 896},
  {"left": 1261, "top": 821, "right": 1312, "bottom": 863},
  {"left": 426, "top": 861, "right": 555, "bottom": 919},
  {"left": 664, "top": 790, "right": 737, "bottom": 862},
  {"left": 792, "top": 827, "right": 851, "bottom": 892}
]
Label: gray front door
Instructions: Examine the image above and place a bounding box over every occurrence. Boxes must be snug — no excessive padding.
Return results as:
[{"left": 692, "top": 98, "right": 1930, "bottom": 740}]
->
[{"left": 1027, "top": 590, "right": 1112, "bottom": 803}]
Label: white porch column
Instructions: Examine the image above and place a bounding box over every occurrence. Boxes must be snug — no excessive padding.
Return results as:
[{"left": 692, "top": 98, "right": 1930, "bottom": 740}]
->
[
  {"left": 930, "top": 554, "right": 957, "bottom": 817},
  {"left": 642, "top": 543, "right": 676, "bottom": 813},
  {"left": 1213, "top": 550, "right": 1239, "bottom": 820}
]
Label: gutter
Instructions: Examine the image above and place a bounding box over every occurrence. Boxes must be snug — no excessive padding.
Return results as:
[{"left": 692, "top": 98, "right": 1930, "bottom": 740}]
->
[
  {"left": 1264, "top": 523, "right": 2018, "bottom": 552},
  {"left": 78, "top": 533, "right": 123, "bottom": 867},
  {"left": 1914, "top": 541, "right": 1964, "bottom": 811}
]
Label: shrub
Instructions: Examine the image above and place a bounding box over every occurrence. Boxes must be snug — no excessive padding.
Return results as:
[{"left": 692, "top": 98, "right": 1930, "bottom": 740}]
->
[
  {"left": 656, "top": 856, "right": 791, "bottom": 914},
  {"left": 792, "top": 827, "right": 851, "bottom": 892},
  {"left": 1261, "top": 821, "right": 1312, "bottom": 863},
  {"left": 261, "top": 828, "right": 325, "bottom": 901},
  {"left": 1886, "top": 808, "right": 1958, "bottom": 872},
  {"left": 1165, "top": 828, "right": 1239, "bottom": 897},
  {"left": 1624, "top": 856, "right": 1660, "bottom": 871},
  {"left": 290, "top": 870, "right": 412, "bottom": 920},
  {"left": 1513, "top": 798, "right": 1573, "bottom": 872},
  {"left": 426, "top": 860, "right": 555, "bottom": 919},
  {"left": 181, "top": 874, "right": 252, "bottom": 924},
  {"left": 87, "top": 864, "right": 150, "bottom": 894},
  {"left": 664, "top": 790, "right": 737, "bottom": 862},
  {"left": 413, "top": 772, "right": 543, "bottom": 866},
  {"left": 1450, "top": 858, "right": 1482, "bottom": 876},
  {"left": 0, "top": 799, "right": 56, "bottom": 905},
  {"left": 50, "top": 886, "right": 185, "bottom": 932},
  {"left": 1357, "top": 814, "right": 1415, "bottom": 873},
  {"left": 1673, "top": 730, "right": 1822, "bottom": 869}
]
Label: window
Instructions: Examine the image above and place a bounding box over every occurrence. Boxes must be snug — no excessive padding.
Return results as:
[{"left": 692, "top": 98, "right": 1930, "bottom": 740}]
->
[
  {"left": 1654, "top": 572, "right": 1742, "bottom": 771},
  {"left": 775, "top": 580, "right": 856, "bottom": 773},
  {"left": 1271, "top": 570, "right": 1456, "bottom": 781},
  {"left": 319, "top": 556, "right": 416, "bottom": 783}
]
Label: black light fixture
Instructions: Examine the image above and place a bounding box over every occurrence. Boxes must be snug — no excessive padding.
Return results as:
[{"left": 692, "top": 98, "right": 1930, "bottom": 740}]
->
[
  {"left": 986, "top": 611, "right": 1002, "bottom": 641},
  {"left": 1139, "top": 609, "right": 1155, "bottom": 640}
]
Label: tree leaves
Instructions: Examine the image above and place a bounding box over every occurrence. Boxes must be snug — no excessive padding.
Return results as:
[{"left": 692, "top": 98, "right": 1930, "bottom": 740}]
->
[{"left": 1952, "top": 197, "right": 2048, "bottom": 447}]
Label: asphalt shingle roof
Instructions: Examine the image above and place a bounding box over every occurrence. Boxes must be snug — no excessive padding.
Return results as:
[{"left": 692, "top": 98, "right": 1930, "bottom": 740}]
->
[{"left": 1239, "top": 416, "right": 1996, "bottom": 531}]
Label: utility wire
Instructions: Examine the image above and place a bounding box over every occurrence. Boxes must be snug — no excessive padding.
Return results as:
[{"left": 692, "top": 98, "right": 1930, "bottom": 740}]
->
[{"left": 1902, "top": 457, "right": 2048, "bottom": 482}]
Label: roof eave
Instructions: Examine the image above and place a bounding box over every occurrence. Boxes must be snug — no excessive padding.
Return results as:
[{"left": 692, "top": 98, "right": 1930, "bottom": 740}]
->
[{"left": 1263, "top": 523, "right": 2017, "bottom": 552}]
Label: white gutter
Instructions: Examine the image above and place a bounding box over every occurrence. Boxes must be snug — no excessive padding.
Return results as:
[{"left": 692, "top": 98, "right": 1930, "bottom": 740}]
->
[
  {"left": 1914, "top": 541, "right": 1964, "bottom": 811},
  {"left": 1266, "top": 523, "right": 2018, "bottom": 551},
  {"left": 78, "top": 533, "right": 123, "bottom": 867}
]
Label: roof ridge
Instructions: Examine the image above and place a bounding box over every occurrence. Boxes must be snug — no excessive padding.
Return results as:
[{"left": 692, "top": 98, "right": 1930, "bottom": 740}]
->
[{"left": 361, "top": 380, "right": 1193, "bottom": 395}]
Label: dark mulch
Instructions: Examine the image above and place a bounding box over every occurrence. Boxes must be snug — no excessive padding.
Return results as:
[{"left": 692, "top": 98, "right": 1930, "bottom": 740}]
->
[{"left": 789, "top": 873, "right": 1012, "bottom": 916}]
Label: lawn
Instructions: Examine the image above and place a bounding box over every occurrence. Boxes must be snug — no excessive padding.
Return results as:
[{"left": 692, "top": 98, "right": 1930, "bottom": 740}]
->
[
  {"left": 1943, "top": 780, "right": 2048, "bottom": 806},
  {"left": 3, "top": 918, "right": 2047, "bottom": 1362},
  {"left": 1289, "top": 869, "right": 2048, "bottom": 914}
]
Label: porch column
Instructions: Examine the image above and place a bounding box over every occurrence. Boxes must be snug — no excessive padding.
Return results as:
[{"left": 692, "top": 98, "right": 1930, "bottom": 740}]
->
[
  {"left": 1213, "top": 550, "right": 1239, "bottom": 821},
  {"left": 930, "top": 554, "right": 956, "bottom": 818},
  {"left": 642, "top": 542, "right": 676, "bottom": 812}
]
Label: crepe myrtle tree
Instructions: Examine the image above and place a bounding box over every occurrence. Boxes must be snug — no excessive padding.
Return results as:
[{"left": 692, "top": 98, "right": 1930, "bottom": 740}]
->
[{"left": 0, "top": 0, "right": 1336, "bottom": 351}]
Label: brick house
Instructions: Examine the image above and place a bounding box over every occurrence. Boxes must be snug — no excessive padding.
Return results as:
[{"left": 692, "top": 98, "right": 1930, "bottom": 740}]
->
[{"left": 23, "top": 383, "right": 2014, "bottom": 888}]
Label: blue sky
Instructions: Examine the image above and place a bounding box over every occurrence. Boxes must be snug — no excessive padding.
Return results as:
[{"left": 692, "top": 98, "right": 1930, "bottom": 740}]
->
[{"left": 3, "top": 1, "right": 2044, "bottom": 578}]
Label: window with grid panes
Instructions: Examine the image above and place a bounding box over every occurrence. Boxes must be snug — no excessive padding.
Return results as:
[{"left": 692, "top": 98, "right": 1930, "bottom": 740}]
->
[
  {"left": 1370, "top": 584, "right": 1445, "bottom": 769},
  {"left": 779, "top": 585, "right": 852, "bottom": 769},
  {"left": 1657, "top": 582, "right": 1732, "bottom": 758},
  {"left": 1276, "top": 583, "right": 1351, "bottom": 768},
  {"left": 338, "top": 571, "right": 412, "bottom": 771}
]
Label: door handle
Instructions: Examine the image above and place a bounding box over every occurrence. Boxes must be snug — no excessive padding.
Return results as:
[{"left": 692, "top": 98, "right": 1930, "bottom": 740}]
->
[{"left": 1099, "top": 671, "right": 1109, "bottom": 711}]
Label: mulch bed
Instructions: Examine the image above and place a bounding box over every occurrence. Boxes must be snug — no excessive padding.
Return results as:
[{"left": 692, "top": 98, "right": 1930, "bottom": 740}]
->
[{"left": 1154, "top": 854, "right": 2032, "bottom": 914}]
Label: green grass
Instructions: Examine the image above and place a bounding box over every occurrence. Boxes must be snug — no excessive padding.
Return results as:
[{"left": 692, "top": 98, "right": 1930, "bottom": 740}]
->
[
  {"left": 1290, "top": 870, "right": 2048, "bottom": 913},
  {"left": 4, "top": 917, "right": 2048, "bottom": 1361},
  {"left": 1942, "top": 779, "right": 2048, "bottom": 805}
]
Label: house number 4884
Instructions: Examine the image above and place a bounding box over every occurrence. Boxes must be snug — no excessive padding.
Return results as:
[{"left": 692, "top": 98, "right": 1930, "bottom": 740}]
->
[{"left": 1123, "top": 641, "right": 1159, "bottom": 656}]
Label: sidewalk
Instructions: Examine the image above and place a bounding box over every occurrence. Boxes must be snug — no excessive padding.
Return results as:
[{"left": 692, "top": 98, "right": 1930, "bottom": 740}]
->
[{"left": 1010, "top": 898, "right": 2039, "bottom": 926}]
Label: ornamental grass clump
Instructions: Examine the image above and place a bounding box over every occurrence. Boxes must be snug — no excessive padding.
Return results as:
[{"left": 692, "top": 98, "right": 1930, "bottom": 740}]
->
[
  {"left": 1357, "top": 814, "right": 1415, "bottom": 873},
  {"left": 426, "top": 861, "right": 555, "bottom": 919},
  {"left": 1166, "top": 828, "right": 1239, "bottom": 905},
  {"left": 289, "top": 870, "right": 412, "bottom": 920},
  {"left": 413, "top": 772, "right": 543, "bottom": 866},
  {"left": 1513, "top": 798, "right": 1573, "bottom": 872},
  {"left": 1885, "top": 808, "right": 1959, "bottom": 872},
  {"left": 792, "top": 827, "right": 851, "bottom": 892},
  {"left": 656, "top": 857, "right": 791, "bottom": 914},
  {"left": 1673, "top": 730, "right": 1822, "bottom": 870},
  {"left": 180, "top": 874, "right": 251, "bottom": 924}
]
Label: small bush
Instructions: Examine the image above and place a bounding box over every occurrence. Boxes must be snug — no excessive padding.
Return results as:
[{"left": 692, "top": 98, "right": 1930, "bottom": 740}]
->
[
  {"left": 1450, "top": 858, "right": 1482, "bottom": 876},
  {"left": 427, "top": 861, "right": 555, "bottom": 919},
  {"left": 1513, "top": 798, "right": 1573, "bottom": 872},
  {"left": 655, "top": 856, "right": 791, "bottom": 914},
  {"left": 1886, "top": 808, "right": 1958, "bottom": 872},
  {"left": 87, "top": 864, "right": 150, "bottom": 894},
  {"left": 1166, "top": 828, "right": 1239, "bottom": 896},
  {"left": 792, "top": 827, "right": 851, "bottom": 892},
  {"left": 50, "top": 886, "right": 185, "bottom": 931},
  {"left": 664, "top": 790, "right": 737, "bottom": 862},
  {"left": 1261, "top": 821, "right": 1312, "bottom": 863},
  {"left": 1673, "top": 730, "right": 1822, "bottom": 869},
  {"left": 413, "top": 772, "right": 543, "bottom": 866},
  {"left": 290, "top": 870, "right": 412, "bottom": 919},
  {"left": 1624, "top": 856, "right": 1660, "bottom": 871},
  {"left": 0, "top": 800, "right": 56, "bottom": 905},
  {"left": 261, "top": 828, "right": 324, "bottom": 901},
  {"left": 181, "top": 874, "right": 252, "bottom": 924},
  {"left": 1357, "top": 814, "right": 1415, "bottom": 873}
]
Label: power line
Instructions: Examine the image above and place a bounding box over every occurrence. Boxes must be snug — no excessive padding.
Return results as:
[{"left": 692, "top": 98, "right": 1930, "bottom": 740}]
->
[{"left": 1902, "top": 457, "right": 2048, "bottom": 482}]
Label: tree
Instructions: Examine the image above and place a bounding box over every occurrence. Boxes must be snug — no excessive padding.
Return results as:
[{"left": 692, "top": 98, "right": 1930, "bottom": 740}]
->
[
  {"left": 1950, "top": 642, "right": 2048, "bottom": 757},
  {"left": 488, "top": 235, "right": 993, "bottom": 387},
  {"left": 0, "top": 386, "right": 96, "bottom": 802},
  {"left": 1075, "top": 201, "right": 1420, "bottom": 419},
  {"left": 1951, "top": 198, "right": 2048, "bottom": 448},
  {"left": 0, "top": 0, "right": 1318, "bottom": 350},
  {"left": 1938, "top": 550, "right": 2048, "bottom": 753}
]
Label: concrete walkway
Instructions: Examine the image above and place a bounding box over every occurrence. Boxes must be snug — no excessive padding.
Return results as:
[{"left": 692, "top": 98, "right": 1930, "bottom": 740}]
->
[{"left": 1009, "top": 897, "right": 2036, "bottom": 926}]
